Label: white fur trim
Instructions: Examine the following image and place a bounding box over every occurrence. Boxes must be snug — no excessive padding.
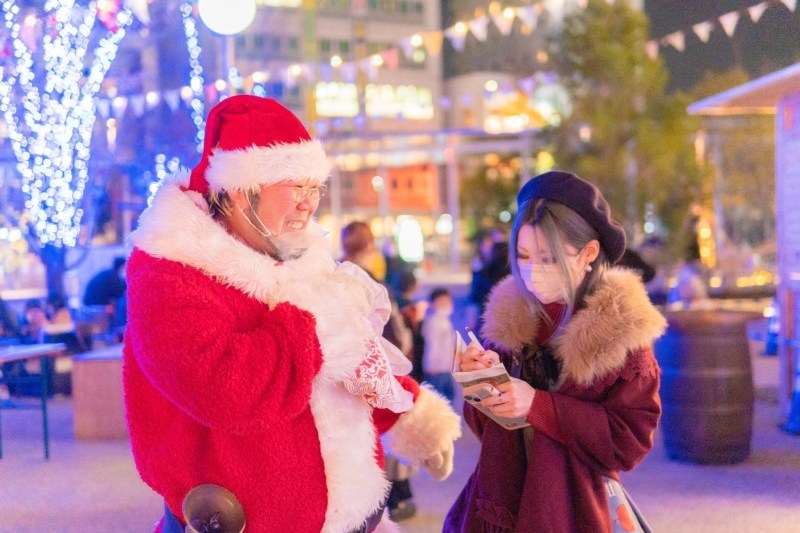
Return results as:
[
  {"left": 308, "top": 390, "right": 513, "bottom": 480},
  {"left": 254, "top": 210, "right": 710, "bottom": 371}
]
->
[
  {"left": 130, "top": 174, "right": 389, "bottom": 532},
  {"left": 206, "top": 140, "right": 331, "bottom": 191},
  {"left": 385, "top": 385, "right": 462, "bottom": 463},
  {"left": 312, "top": 382, "right": 390, "bottom": 533}
]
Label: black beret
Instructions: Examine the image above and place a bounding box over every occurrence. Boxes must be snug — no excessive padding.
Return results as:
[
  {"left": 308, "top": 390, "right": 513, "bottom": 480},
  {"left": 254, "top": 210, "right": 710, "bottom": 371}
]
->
[{"left": 516, "top": 171, "right": 627, "bottom": 264}]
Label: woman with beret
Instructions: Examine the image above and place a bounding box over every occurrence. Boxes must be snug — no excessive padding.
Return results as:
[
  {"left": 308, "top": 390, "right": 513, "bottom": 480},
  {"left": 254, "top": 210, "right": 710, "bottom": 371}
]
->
[{"left": 445, "top": 171, "right": 667, "bottom": 532}]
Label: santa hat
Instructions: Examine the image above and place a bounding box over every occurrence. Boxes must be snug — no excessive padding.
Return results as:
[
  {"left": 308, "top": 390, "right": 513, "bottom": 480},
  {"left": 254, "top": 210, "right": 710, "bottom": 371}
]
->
[{"left": 188, "top": 95, "right": 331, "bottom": 194}]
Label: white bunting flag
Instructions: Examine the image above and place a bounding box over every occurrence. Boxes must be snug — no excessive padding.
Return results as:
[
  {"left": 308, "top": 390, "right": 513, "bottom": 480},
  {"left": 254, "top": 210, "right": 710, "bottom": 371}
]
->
[
  {"left": 130, "top": 94, "right": 146, "bottom": 117},
  {"left": 163, "top": 90, "right": 180, "bottom": 112},
  {"left": 663, "top": 31, "right": 685, "bottom": 52},
  {"left": 469, "top": 15, "right": 490, "bottom": 42},
  {"left": 112, "top": 96, "right": 128, "bottom": 118},
  {"left": 96, "top": 99, "right": 111, "bottom": 119},
  {"left": 781, "top": 0, "right": 797, "bottom": 12},
  {"left": 645, "top": 40, "right": 659, "bottom": 59},
  {"left": 491, "top": 10, "right": 515, "bottom": 36},
  {"left": 124, "top": 0, "right": 150, "bottom": 25},
  {"left": 693, "top": 21, "right": 714, "bottom": 43},
  {"left": 748, "top": 2, "right": 768, "bottom": 23},
  {"left": 516, "top": 6, "right": 538, "bottom": 31},
  {"left": 719, "top": 11, "right": 740, "bottom": 37},
  {"left": 444, "top": 27, "right": 467, "bottom": 52}
]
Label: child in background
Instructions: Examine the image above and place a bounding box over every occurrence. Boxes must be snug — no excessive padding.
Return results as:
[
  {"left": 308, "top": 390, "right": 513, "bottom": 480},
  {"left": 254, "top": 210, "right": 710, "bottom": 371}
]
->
[{"left": 422, "top": 288, "right": 456, "bottom": 403}]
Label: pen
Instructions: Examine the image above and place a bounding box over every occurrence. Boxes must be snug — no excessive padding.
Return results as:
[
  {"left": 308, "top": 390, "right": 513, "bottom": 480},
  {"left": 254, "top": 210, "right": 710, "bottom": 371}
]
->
[{"left": 466, "top": 329, "right": 481, "bottom": 347}]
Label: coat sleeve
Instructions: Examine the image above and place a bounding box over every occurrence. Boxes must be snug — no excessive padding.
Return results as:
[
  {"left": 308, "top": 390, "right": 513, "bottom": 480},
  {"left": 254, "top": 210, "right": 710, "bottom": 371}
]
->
[
  {"left": 126, "top": 254, "right": 324, "bottom": 434},
  {"left": 527, "top": 347, "right": 661, "bottom": 474}
]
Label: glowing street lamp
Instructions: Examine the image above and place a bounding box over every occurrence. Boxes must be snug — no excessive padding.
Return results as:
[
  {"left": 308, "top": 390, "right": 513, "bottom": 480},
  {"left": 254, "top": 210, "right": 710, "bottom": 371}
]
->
[{"left": 197, "top": 0, "right": 257, "bottom": 94}]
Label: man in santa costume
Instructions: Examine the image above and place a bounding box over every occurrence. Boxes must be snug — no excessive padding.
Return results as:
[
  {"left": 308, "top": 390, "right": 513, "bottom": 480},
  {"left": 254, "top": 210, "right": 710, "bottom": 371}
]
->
[{"left": 123, "top": 95, "right": 462, "bottom": 532}]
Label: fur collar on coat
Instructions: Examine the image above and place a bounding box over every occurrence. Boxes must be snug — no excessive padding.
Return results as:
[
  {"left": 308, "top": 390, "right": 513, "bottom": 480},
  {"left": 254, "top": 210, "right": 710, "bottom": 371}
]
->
[{"left": 481, "top": 269, "right": 667, "bottom": 387}]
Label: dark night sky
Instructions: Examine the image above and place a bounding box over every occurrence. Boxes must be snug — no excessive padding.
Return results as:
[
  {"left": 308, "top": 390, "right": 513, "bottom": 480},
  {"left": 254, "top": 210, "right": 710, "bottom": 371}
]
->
[{"left": 644, "top": 0, "right": 800, "bottom": 91}]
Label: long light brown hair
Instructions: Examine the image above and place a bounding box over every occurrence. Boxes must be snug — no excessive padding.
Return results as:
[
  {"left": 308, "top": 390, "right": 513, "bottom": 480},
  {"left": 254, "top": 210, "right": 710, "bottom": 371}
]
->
[{"left": 509, "top": 198, "right": 609, "bottom": 329}]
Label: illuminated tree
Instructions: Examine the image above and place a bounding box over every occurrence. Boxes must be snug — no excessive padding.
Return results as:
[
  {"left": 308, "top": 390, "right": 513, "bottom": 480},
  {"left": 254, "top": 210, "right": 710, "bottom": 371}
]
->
[
  {"left": 0, "top": 0, "right": 133, "bottom": 297},
  {"left": 552, "top": 0, "right": 707, "bottom": 248}
]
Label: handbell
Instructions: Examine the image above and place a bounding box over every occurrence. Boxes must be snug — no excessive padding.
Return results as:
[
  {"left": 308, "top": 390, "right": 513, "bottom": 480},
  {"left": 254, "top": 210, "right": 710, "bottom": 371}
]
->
[{"left": 182, "top": 483, "right": 246, "bottom": 533}]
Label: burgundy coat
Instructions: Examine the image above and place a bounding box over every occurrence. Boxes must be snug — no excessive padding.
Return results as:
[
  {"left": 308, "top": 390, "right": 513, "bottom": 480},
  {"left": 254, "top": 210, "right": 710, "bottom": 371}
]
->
[{"left": 445, "top": 270, "right": 667, "bottom": 533}]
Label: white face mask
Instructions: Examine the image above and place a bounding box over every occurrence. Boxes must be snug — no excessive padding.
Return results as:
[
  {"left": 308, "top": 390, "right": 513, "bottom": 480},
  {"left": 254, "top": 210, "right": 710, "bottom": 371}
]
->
[{"left": 519, "top": 255, "right": 585, "bottom": 304}]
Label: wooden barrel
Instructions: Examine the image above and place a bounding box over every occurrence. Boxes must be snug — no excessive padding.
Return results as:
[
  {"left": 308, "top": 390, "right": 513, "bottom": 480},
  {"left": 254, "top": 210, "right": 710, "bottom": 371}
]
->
[{"left": 654, "top": 310, "right": 761, "bottom": 464}]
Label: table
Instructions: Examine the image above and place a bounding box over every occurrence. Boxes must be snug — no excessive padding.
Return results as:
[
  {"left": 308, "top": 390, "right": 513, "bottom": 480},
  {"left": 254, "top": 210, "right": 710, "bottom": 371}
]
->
[
  {"left": 0, "top": 342, "right": 66, "bottom": 459},
  {"left": 72, "top": 343, "right": 126, "bottom": 440}
]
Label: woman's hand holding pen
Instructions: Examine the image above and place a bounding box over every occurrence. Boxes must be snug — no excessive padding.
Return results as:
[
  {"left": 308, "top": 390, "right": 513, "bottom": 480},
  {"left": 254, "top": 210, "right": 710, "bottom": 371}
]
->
[
  {"left": 458, "top": 341, "right": 499, "bottom": 372},
  {"left": 480, "top": 378, "right": 536, "bottom": 419}
]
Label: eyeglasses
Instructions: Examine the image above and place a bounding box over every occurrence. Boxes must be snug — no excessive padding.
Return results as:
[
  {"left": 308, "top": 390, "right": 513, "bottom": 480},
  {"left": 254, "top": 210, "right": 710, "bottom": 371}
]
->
[{"left": 290, "top": 184, "right": 326, "bottom": 203}]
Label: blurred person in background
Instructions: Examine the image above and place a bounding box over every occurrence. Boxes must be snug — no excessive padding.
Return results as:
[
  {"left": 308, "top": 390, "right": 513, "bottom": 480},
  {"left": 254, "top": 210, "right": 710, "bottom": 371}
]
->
[
  {"left": 446, "top": 171, "right": 666, "bottom": 532},
  {"left": 123, "top": 96, "right": 459, "bottom": 532},
  {"left": 0, "top": 296, "right": 20, "bottom": 340},
  {"left": 83, "top": 256, "right": 127, "bottom": 333},
  {"left": 421, "top": 287, "right": 456, "bottom": 403},
  {"left": 339, "top": 220, "right": 430, "bottom": 522},
  {"left": 391, "top": 269, "right": 426, "bottom": 383},
  {"left": 466, "top": 239, "right": 511, "bottom": 335}
]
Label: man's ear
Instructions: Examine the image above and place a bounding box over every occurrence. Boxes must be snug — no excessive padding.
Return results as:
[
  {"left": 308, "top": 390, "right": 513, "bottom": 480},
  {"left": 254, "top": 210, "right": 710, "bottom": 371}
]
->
[{"left": 227, "top": 189, "right": 246, "bottom": 205}]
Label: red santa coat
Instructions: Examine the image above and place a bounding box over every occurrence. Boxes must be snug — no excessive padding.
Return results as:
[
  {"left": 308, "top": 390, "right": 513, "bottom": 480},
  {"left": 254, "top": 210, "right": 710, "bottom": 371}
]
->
[
  {"left": 124, "top": 172, "right": 460, "bottom": 533},
  {"left": 445, "top": 270, "right": 667, "bottom": 533}
]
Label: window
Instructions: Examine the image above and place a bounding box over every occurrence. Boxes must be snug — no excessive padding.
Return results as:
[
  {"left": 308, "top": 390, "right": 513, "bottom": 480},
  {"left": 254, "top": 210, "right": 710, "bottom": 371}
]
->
[
  {"left": 254, "top": 34, "right": 265, "bottom": 49},
  {"left": 339, "top": 41, "right": 350, "bottom": 54},
  {"left": 288, "top": 37, "right": 299, "bottom": 50},
  {"left": 235, "top": 35, "right": 246, "bottom": 49},
  {"left": 320, "top": 39, "right": 331, "bottom": 52},
  {"left": 272, "top": 36, "right": 281, "bottom": 52}
]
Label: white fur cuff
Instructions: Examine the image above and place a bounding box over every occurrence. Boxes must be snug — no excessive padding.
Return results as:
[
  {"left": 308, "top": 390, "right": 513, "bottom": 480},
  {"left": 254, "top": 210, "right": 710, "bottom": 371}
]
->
[{"left": 384, "top": 385, "right": 462, "bottom": 463}]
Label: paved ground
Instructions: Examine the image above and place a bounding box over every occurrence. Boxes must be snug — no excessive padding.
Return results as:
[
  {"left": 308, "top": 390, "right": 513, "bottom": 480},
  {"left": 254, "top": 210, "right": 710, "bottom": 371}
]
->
[{"left": 1, "top": 312, "right": 799, "bottom": 532}]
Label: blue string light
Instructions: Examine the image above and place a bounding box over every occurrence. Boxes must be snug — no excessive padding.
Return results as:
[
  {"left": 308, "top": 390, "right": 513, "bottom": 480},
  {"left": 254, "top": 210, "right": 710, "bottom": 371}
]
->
[{"left": 181, "top": 1, "right": 206, "bottom": 151}]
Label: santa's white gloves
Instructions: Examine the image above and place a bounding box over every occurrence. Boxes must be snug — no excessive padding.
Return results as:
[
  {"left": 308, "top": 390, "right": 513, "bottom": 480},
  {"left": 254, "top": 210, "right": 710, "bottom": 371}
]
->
[
  {"left": 384, "top": 386, "right": 462, "bottom": 482},
  {"left": 421, "top": 440, "right": 455, "bottom": 481}
]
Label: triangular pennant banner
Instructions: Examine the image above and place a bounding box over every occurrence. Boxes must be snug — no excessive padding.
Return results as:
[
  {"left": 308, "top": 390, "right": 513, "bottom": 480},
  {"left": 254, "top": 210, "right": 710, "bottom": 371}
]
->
[
  {"left": 124, "top": 0, "right": 150, "bottom": 25},
  {"left": 399, "top": 37, "right": 415, "bottom": 59},
  {"left": 381, "top": 48, "right": 399, "bottom": 69},
  {"left": 693, "top": 21, "right": 714, "bottom": 43},
  {"left": 645, "top": 40, "right": 659, "bottom": 59},
  {"left": 420, "top": 31, "right": 443, "bottom": 56},
  {"left": 469, "top": 15, "right": 489, "bottom": 42},
  {"left": 781, "top": 0, "right": 797, "bottom": 12},
  {"left": 444, "top": 28, "right": 466, "bottom": 52},
  {"left": 163, "top": 89, "right": 180, "bottom": 112},
  {"left": 718, "top": 11, "right": 740, "bottom": 37},
  {"left": 748, "top": 2, "right": 768, "bottom": 23},
  {"left": 663, "top": 31, "right": 685, "bottom": 52},
  {"left": 96, "top": 99, "right": 111, "bottom": 119},
  {"left": 491, "top": 11, "right": 515, "bottom": 36},
  {"left": 516, "top": 6, "right": 538, "bottom": 30},
  {"left": 112, "top": 96, "right": 128, "bottom": 118},
  {"left": 130, "top": 94, "right": 145, "bottom": 116}
]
